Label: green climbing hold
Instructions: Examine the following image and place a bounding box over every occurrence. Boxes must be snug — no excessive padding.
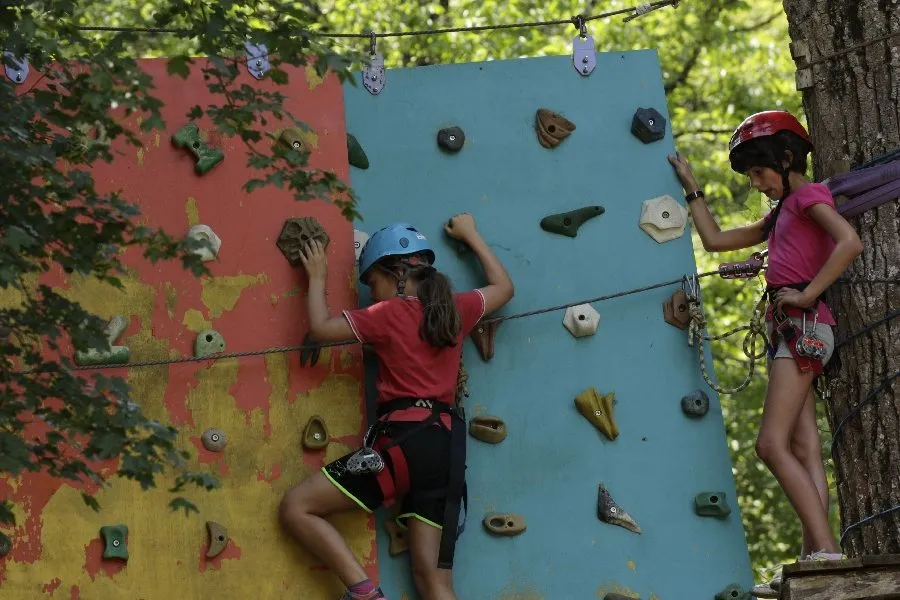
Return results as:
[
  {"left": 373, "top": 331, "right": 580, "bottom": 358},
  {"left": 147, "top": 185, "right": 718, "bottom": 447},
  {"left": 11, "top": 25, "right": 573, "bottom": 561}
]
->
[
  {"left": 695, "top": 492, "right": 732, "bottom": 518},
  {"left": 172, "top": 123, "right": 224, "bottom": 175},
  {"left": 195, "top": 329, "right": 226, "bottom": 358},
  {"left": 540, "top": 205, "right": 605, "bottom": 238},
  {"left": 75, "top": 345, "right": 131, "bottom": 367},
  {"left": 714, "top": 583, "right": 750, "bottom": 600},
  {"left": 100, "top": 524, "right": 129, "bottom": 561},
  {"left": 0, "top": 532, "right": 11, "bottom": 557},
  {"left": 681, "top": 389, "right": 710, "bottom": 418},
  {"left": 347, "top": 133, "right": 369, "bottom": 169}
]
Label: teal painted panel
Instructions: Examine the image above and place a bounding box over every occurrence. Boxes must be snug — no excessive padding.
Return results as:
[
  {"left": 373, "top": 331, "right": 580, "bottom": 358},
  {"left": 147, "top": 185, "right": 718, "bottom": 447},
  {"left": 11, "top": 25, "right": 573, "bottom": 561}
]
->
[{"left": 343, "top": 52, "right": 752, "bottom": 599}]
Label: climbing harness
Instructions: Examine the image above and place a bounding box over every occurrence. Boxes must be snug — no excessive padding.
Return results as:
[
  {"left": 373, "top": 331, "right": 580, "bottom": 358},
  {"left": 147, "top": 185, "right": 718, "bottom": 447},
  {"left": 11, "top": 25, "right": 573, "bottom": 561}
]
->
[
  {"left": 765, "top": 283, "right": 826, "bottom": 377},
  {"left": 796, "top": 312, "right": 828, "bottom": 361},
  {"left": 355, "top": 397, "right": 468, "bottom": 570},
  {"left": 684, "top": 272, "right": 768, "bottom": 395}
]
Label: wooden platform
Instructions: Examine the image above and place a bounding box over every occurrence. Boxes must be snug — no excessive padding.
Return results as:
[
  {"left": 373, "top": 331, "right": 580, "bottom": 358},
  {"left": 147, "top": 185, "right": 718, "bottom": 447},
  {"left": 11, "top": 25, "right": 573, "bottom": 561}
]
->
[{"left": 781, "top": 553, "right": 900, "bottom": 599}]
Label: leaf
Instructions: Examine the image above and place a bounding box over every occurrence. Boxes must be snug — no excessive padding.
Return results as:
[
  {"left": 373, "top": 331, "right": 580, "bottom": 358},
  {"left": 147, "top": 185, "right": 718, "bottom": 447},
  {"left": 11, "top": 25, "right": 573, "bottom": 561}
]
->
[
  {"left": 81, "top": 492, "right": 101, "bottom": 512},
  {"left": 169, "top": 497, "right": 198, "bottom": 516},
  {"left": 166, "top": 56, "right": 192, "bottom": 79}
]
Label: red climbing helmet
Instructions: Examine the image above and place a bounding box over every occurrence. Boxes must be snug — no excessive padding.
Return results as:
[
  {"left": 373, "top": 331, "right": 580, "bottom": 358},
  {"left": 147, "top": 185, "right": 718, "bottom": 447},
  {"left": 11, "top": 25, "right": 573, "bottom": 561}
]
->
[{"left": 728, "top": 110, "right": 813, "bottom": 156}]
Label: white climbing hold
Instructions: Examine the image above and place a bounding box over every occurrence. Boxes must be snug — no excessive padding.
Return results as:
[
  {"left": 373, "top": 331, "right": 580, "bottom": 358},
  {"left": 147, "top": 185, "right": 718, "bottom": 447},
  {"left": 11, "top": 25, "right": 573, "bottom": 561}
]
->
[
  {"left": 563, "top": 304, "right": 600, "bottom": 338},
  {"left": 186, "top": 225, "right": 222, "bottom": 261},
  {"left": 639, "top": 194, "right": 689, "bottom": 243},
  {"left": 353, "top": 229, "right": 369, "bottom": 261}
]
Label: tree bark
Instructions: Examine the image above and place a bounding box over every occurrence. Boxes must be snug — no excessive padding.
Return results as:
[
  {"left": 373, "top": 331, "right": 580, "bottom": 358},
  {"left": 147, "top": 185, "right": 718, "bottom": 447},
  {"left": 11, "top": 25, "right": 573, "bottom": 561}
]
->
[{"left": 782, "top": 0, "right": 900, "bottom": 557}]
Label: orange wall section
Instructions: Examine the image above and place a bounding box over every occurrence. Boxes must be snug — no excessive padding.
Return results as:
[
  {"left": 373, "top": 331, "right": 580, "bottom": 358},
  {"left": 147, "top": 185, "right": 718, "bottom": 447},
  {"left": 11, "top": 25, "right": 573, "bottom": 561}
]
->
[{"left": 0, "top": 59, "right": 375, "bottom": 599}]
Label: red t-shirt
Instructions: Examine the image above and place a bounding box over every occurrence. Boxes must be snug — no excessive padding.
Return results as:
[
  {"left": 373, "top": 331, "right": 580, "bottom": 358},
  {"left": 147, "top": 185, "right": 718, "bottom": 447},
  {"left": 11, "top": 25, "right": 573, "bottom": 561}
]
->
[
  {"left": 764, "top": 182, "right": 837, "bottom": 325},
  {"left": 343, "top": 289, "right": 486, "bottom": 423}
]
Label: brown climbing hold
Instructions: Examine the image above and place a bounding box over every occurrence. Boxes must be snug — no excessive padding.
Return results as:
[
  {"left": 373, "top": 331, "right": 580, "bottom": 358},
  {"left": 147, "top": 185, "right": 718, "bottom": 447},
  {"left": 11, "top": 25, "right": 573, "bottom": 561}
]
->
[
  {"left": 302, "top": 415, "right": 329, "bottom": 450},
  {"left": 535, "top": 108, "right": 576, "bottom": 148},
  {"left": 482, "top": 513, "right": 527, "bottom": 536},
  {"left": 469, "top": 416, "right": 508, "bottom": 444},
  {"left": 575, "top": 388, "right": 618, "bottom": 441},
  {"left": 276, "top": 217, "right": 330, "bottom": 266},
  {"left": 205, "top": 521, "right": 228, "bottom": 558},
  {"left": 471, "top": 319, "right": 500, "bottom": 362},
  {"left": 597, "top": 483, "right": 642, "bottom": 534},
  {"left": 456, "top": 360, "right": 469, "bottom": 408},
  {"left": 663, "top": 289, "right": 691, "bottom": 330},
  {"left": 383, "top": 519, "right": 409, "bottom": 557}
]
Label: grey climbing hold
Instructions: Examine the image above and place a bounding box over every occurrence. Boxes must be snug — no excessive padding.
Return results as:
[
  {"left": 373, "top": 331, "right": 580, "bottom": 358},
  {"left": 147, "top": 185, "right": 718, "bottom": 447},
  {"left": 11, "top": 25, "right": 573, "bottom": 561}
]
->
[
  {"left": 3, "top": 50, "right": 29, "bottom": 84},
  {"left": 437, "top": 126, "right": 465, "bottom": 152},
  {"left": 74, "top": 315, "right": 131, "bottom": 367},
  {"left": 201, "top": 428, "right": 228, "bottom": 452},
  {"left": 195, "top": 329, "right": 226, "bottom": 358},
  {"left": 695, "top": 492, "right": 732, "bottom": 518},
  {"left": 681, "top": 389, "right": 710, "bottom": 418},
  {"left": 631, "top": 107, "right": 667, "bottom": 143},
  {"left": 185, "top": 225, "right": 222, "bottom": 262},
  {"left": 597, "top": 483, "right": 641, "bottom": 534},
  {"left": 714, "top": 583, "right": 750, "bottom": 600},
  {"left": 0, "top": 532, "right": 11, "bottom": 557}
]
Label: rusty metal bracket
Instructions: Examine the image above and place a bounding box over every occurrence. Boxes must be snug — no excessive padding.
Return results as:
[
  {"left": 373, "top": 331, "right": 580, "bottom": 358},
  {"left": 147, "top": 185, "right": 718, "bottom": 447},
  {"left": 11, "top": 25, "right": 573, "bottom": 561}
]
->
[{"left": 471, "top": 319, "right": 500, "bottom": 362}]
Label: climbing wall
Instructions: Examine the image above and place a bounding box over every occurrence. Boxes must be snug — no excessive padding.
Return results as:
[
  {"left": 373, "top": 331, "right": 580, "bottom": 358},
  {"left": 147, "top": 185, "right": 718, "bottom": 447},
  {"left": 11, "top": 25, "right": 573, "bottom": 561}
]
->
[
  {"left": 343, "top": 51, "right": 754, "bottom": 598},
  {"left": 0, "top": 60, "right": 375, "bottom": 598}
]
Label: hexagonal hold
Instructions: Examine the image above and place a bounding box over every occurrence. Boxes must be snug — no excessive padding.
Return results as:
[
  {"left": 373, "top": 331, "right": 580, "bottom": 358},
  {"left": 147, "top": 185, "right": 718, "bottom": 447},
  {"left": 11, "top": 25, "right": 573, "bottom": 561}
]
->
[
  {"left": 353, "top": 229, "right": 369, "bottom": 261},
  {"left": 99, "top": 524, "right": 129, "bottom": 561},
  {"left": 639, "top": 194, "right": 689, "bottom": 244},
  {"left": 681, "top": 389, "right": 710, "bottom": 418},
  {"left": 201, "top": 428, "right": 228, "bottom": 452},
  {"left": 695, "top": 492, "right": 732, "bottom": 518},
  {"left": 631, "top": 107, "right": 667, "bottom": 143},
  {"left": 276, "top": 217, "right": 330, "bottom": 266},
  {"left": 563, "top": 303, "right": 600, "bottom": 338},
  {"left": 185, "top": 224, "right": 222, "bottom": 262},
  {"left": 195, "top": 329, "right": 226, "bottom": 358}
]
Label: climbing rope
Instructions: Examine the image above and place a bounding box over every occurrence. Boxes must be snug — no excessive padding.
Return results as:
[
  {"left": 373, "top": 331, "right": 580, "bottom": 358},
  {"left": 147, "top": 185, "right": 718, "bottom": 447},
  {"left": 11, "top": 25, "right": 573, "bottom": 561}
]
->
[{"left": 684, "top": 278, "right": 768, "bottom": 395}]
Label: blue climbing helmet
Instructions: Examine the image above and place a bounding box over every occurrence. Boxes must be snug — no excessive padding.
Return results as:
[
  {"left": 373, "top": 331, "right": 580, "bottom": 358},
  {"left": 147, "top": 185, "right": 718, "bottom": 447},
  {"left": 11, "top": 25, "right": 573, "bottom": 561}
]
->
[{"left": 358, "top": 222, "right": 436, "bottom": 283}]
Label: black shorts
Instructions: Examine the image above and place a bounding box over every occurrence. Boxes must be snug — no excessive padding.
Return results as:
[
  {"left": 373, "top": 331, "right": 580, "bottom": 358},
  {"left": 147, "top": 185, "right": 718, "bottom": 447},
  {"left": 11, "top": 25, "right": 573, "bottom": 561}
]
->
[{"left": 322, "top": 421, "right": 452, "bottom": 530}]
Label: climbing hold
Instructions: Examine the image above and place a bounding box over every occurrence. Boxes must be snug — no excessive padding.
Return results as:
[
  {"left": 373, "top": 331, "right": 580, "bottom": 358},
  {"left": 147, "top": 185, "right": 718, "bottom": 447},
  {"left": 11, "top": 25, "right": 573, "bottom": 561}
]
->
[
  {"left": 597, "top": 483, "right": 641, "bottom": 534},
  {"left": 276, "top": 217, "right": 331, "bottom": 266},
  {"left": 535, "top": 108, "right": 576, "bottom": 148},
  {"left": 185, "top": 224, "right": 222, "bottom": 262},
  {"left": 714, "top": 583, "right": 750, "bottom": 600},
  {"left": 302, "top": 415, "right": 329, "bottom": 450},
  {"left": 471, "top": 319, "right": 500, "bottom": 362},
  {"left": 276, "top": 127, "right": 311, "bottom": 153},
  {"left": 695, "top": 492, "right": 732, "bottom": 518},
  {"left": 469, "top": 416, "right": 507, "bottom": 444},
  {"left": 631, "top": 107, "right": 667, "bottom": 143},
  {"left": 575, "top": 388, "right": 618, "bottom": 441},
  {"left": 540, "top": 205, "right": 605, "bottom": 238},
  {"left": 171, "top": 123, "right": 224, "bottom": 175},
  {"left": 384, "top": 519, "right": 409, "bottom": 557},
  {"left": 195, "top": 329, "right": 226, "bottom": 358},
  {"left": 74, "top": 315, "right": 131, "bottom": 367},
  {"left": 300, "top": 332, "right": 322, "bottom": 368},
  {"left": 0, "top": 532, "right": 11, "bottom": 557},
  {"left": 662, "top": 289, "right": 691, "bottom": 330},
  {"left": 639, "top": 194, "right": 689, "bottom": 244},
  {"left": 563, "top": 304, "right": 600, "bottom": 338},
  {"left": 437, "top": 126, "right": 465, "bottom": 152},
  {"left": 205, "top": 521, "right": 228, "bottom": 558},
  {"left": 353, "top": 229, "right": 369, "bottom": 261},
  {"left": 201, "top": 428, "right": 228, "bottom": 452},
  {"left": 456, "top": 359, "right": 469, "bottom": 408},
  {"left": 99, "top": 524, "right": 129, "bottom": 560},
  {"left": 482, "top": 513, "right": 527, "bottom": 536},
  {"left": 681, "top": 389, "right": 710, "bottom": 418},
  {"left": 347, "top": 133, "right": 369, "bottom": 169}
]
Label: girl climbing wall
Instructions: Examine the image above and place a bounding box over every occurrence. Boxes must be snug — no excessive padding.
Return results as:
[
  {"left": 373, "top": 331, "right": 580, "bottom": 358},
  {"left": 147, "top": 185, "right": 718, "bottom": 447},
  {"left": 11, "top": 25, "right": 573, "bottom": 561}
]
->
[
  {"left": 667, "top": 111, "right": 863, "bottom": 598},
  {"left": 278, "top": 213, "right": 514, "bottom": 600}
]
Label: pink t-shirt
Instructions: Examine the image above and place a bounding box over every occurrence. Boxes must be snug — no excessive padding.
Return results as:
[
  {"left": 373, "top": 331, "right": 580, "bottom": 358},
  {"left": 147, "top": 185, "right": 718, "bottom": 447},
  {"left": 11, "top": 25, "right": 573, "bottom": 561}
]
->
[{"left": 764, "top": 182, "right": 837, "bottom": 325}]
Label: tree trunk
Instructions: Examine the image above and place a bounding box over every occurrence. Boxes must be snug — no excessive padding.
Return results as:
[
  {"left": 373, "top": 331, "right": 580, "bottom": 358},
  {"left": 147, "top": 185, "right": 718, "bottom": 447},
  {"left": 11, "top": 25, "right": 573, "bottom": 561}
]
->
[{"left": 782, "top": 0, "right": 900, "bottom": 557}]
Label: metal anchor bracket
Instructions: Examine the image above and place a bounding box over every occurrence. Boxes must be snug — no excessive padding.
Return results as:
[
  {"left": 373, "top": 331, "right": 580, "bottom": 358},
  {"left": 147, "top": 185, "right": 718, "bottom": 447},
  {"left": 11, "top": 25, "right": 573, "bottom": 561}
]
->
[
  {"left": 363, "top": 33, "right": 385, "bottom": 95},
  {"left": 244, "top": 42, "right": 270, "bottom": 79},
  {"left": 4, "top": 50, "right": 29, "bottom": 84},
  {"left": 571, "top": 16, "right": 596, "bottom": 76}
]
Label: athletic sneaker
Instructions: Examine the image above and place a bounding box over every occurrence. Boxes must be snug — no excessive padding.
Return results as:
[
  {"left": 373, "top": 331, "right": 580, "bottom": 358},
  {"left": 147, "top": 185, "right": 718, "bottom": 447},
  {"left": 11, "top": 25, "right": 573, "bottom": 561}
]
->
[
  {"left": 340, "top": 587, "right": 386, "bottom": 600},
  {"left": 750, "top": 551, "right": 844, "bottom": 597}
]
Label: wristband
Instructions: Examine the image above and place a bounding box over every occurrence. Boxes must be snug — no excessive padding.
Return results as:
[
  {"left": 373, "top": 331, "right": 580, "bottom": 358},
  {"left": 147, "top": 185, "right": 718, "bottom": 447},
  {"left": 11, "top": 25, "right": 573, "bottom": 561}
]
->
[{"left": 685, "top": 189, "right": 705, "bottom": 203}]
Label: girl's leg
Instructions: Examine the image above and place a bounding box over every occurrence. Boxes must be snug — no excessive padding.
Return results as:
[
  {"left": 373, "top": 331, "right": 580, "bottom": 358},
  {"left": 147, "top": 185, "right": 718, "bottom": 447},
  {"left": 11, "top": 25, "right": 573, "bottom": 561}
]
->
[
  {"left": 756, "top": 358, "right": 839, "bottom": 554},
  {"left": 408, "top": 519, "right": 457, "bottom": 600},
  {"left": 279, "top": 470, "right": 371, "bottom": 587},
  {"left": 790, "top": 386, "right": 832, "bottom": 555}
]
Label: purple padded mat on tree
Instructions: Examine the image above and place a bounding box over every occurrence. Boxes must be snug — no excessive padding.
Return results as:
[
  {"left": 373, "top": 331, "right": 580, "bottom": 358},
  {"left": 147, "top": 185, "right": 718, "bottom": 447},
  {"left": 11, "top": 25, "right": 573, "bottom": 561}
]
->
[{"left": 823, "top": 159, "right": 900, "bottom": 218}]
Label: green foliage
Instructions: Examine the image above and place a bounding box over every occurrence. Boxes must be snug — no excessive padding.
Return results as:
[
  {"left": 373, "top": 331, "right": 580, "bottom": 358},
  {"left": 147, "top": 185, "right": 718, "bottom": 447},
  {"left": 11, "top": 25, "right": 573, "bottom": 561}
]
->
[
  {"left": 0, "top": 0, "right": 358, "bottom": 531},
  {"left": 1, "top": 0, "right": 840, "bottom": 579}
]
